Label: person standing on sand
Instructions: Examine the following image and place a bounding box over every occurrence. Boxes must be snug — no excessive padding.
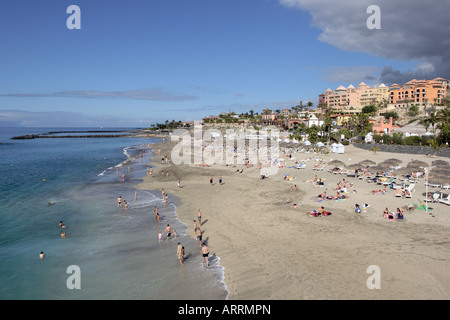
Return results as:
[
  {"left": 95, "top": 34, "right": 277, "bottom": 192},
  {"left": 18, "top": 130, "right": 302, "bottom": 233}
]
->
[
  {"left": 193, "top": 220, "right": 198, "bottom": 236},
  {"left": 197, "top": 209, "right": 202, "bottom": 226},
  {"left": 177, "top": 243, "right": 184, "bottom": 266},
  {"left": 219, "top": 176, "right": 222, "bottom": 185},
  {"left": 201, "top": 244, "right": 210, "bottom": 267},
  {"left": 209, "top": 176, "right": 213, "bottom": 186},
  {"left": 177, "top": 179, "right": 181, "bottom": 189},
  {"left": 197, "top": 228, "right": 203, "bottom": 247}
]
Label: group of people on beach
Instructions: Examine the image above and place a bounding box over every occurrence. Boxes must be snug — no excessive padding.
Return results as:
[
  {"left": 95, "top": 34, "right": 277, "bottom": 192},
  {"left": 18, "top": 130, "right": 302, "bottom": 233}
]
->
[
  {"left": 170, "top": 209, "right": 210, "bottom": 267},
  {"left": 382, "top": 207, "right": 404, "bottom": 220}
]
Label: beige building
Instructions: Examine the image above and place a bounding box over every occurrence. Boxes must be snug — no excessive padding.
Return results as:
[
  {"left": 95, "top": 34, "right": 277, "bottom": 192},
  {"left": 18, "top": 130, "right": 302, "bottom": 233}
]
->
[
  {"left": 319, "top": 82, "right": 389, "bottom": 111},
  {"left": 359, "top": 83, "right": 389, "bottom": 106}
]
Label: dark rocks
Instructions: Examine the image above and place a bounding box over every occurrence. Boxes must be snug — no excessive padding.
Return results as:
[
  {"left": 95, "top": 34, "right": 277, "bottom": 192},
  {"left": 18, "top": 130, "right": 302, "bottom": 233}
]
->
[{"left": 353, "top": 143, "right": 450, "bottom": 159}]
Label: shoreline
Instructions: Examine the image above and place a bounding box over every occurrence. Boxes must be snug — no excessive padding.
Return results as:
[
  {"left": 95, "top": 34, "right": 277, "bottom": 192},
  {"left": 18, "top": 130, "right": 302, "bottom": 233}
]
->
[
  {"left": 136, "top": 137, "right": 450, "bottom": 300},
  {"left": 134, "top": 138, "right": 230, "bottom": 299}
]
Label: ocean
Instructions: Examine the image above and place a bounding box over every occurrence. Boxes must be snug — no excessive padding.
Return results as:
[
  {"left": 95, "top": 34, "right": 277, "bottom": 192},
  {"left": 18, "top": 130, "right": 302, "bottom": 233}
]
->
[{"left": 0, "top": 127, "right": 228, "bottom": 300}]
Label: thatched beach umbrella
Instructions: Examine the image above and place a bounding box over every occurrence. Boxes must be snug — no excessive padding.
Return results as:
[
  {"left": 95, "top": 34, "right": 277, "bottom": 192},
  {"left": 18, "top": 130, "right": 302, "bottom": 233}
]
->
[
  {"left": 428, "top": 176, "right": 450, "bottom": 186},
  {"left": 377, "top": 161, "right": 399, "bottom": 169},
  {"left": 359, "top": 159, "right": 376, "bottom": 166},
  {"left": 375, "top": 161, "right": 395, "bottom": 169},
  {"left": 384, "top": 158, "right": 403, "bottom": 165},
  {"left": 394, "top": 167, "right": 413, "bottom": 175},
  {"left": 432, "top": 160, "right": 449, "bottom": 167},
  {"left": 347, "top": 163, "right": 364, "bottom": 170},
  {"left": 367, "top": 165, "right": 390, "bottom": 173},
  {"left": 429, "top": 167, "right": 450, "bottom": 178},
  {"left": 407, "top": 160, "right": 429, "bottom": 168},
  {"left": 328, "top": 160, "right": 346, "bottom": 167}
]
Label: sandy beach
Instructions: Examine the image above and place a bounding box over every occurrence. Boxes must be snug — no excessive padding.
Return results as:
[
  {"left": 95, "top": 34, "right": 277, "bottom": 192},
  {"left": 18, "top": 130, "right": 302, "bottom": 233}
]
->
[{"left": 136, "top": 136, "right": 450, "bottom": 300}]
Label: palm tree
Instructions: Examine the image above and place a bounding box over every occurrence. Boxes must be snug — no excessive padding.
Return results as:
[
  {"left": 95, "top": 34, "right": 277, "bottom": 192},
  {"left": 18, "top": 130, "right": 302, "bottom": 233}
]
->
[
  {"left": 420, "top": 111, "right": 438, "bottom": 134},
  {"left": 428, "top": 138, "right": 441, "bottom": 155}
]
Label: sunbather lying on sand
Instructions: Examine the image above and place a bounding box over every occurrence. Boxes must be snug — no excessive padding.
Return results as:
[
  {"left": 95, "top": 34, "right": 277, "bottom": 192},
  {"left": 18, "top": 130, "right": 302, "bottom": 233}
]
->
[
  {"left": 307, "top": 206, "right": 332, "bottom": 217},
  {"left": 371, "top": 188, "right": 387, "bottom": 195}
]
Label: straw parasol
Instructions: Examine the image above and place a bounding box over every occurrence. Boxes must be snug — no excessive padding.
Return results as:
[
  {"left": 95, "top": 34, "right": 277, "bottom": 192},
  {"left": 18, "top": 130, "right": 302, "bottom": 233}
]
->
[
  {"left": 384, "top": 158, "right": 403, "bottom": 165},
  {"left": 328, "top": 160, "right": 346, "bottom": 167},
  {"left": 367, "top": 165, "right": 390, "bottom": 173},
  {"left": 432, "top": 159, "right": 449, "bottom": 167},
  {"left": 377, "top": 161, "right": 399, "bottom": 169},
  {"left": 427, "top": 176, "right": 450, "bottom": 186},
  {"left": 346, "top": 163, "right": 364, "bottom": 170},
  {"left": 428, "top": 167, "right": 450, "bottom": 178},
  {"left": 359, "top": 159, "right": 376, "bottom": 166},
  {"left": 394, "top": 167, "right": 413, "bottom": 175},
  {"left": 406, "top": 160, "right": 429, "bottom": 168}
]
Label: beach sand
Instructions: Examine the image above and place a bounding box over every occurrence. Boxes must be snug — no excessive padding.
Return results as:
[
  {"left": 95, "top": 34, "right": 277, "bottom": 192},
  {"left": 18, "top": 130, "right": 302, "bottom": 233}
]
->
[{"left": 136, "top": 138, "right": 450, "bottom": 300}]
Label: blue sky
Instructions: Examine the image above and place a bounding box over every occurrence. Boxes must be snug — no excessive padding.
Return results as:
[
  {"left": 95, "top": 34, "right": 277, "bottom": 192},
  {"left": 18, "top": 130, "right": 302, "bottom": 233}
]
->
[{"left": 1, "top": 0, "right": 448, "bottom": 127}]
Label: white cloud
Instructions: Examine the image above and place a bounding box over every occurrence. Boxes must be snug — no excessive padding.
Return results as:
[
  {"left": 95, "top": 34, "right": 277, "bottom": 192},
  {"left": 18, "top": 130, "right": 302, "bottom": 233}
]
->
[
  {"left": 323, "top": 66, "right": 381, "bottom": 85},
  {"left": 279, "top": 0, "right": 450, "bottom": 83}
]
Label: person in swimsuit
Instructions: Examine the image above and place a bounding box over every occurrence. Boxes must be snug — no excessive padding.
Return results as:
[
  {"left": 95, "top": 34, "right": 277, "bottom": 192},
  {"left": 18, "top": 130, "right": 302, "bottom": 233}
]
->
[
  {"left": 163, "top": 224, "right": 172, "bottom": 239},
  {"left": 177, "top": 243, "right": 184, "bottom": 266},
  {"left": 197, "top": 209, "right": 202, "bottom": 226},
  {"left": 197, "top": 228, "right": 203, "bottom": 247},
  {"left": 210, "top": 176, "right": 213, "bottom": 186},
  {"left": 117, "top": 196, "right": 123, "bottom": 208},
  {"left": 193, "top": 220, "right": 198, "bottom": 236},
  {"left": 154, "top": 206, "right": 160, "bottom": 222},
  {"left": 201, "top": 244, "right": 210, "bottom": 267},
  {"left": 39, "top": 251, "right": 45, "bottom": 259}
]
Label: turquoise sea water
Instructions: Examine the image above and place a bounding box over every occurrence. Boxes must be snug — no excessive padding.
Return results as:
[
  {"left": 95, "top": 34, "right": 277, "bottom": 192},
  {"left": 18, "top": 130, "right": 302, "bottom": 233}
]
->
[{"left": 0, "top": 127, "right": 228, "bottom": 300}]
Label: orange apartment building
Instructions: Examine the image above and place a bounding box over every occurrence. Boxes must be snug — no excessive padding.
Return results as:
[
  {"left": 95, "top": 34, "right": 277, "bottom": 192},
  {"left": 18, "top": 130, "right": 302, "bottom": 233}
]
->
[{"left": 388, "top": 78, "right": 448, "bottom": 107}]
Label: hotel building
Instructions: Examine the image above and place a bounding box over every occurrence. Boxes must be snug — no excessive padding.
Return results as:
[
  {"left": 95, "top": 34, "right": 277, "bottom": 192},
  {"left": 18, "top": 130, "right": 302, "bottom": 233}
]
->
[{"left": 388, "top": 78, "right": 448, "bottom": 108}]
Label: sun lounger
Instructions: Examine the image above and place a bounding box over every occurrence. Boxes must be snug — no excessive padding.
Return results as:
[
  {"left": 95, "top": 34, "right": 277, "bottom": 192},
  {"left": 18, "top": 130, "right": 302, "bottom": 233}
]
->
[
  {"left": 395, "top": 188, "right": 403, "bottom": 197},
  {"left": 439, "top": 194, "right": 450, "bottom": 205},
  {"left": 403, "top": 183, "right": 415, "bottom": 198},
  {"left": 424, "top": 193, "right": 440, "bottom": 203},
  {"left": 383, "top": 177, "right": 395, "bottom": 186},
  {"left": 442, "top": 184, "right": 450, "bottom": 190},
  {"left": 425, "top": 182, "right": 441, "bottom": 188}
]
